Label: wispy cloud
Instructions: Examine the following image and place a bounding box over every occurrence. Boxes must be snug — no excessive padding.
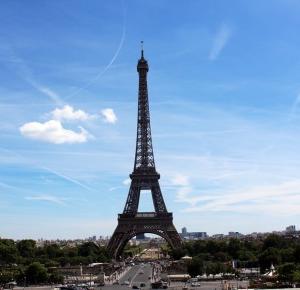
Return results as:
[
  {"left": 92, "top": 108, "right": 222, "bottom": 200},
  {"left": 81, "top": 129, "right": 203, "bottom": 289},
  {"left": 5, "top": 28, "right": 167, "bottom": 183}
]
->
[
  {"left": 209, "top": 23, "right": 232, "bottom": 61},
  {"left": 179, "top": 179, "right": 300, "bottom": 216},
  {"left": 169, "top": 173, "right": 202, "bottom": 207},
  {"left": 170, "top": 174, "right": 189, "bottom": 186},
  {"left": 25, "top": 194, "right": 66, "bottom": 205}
]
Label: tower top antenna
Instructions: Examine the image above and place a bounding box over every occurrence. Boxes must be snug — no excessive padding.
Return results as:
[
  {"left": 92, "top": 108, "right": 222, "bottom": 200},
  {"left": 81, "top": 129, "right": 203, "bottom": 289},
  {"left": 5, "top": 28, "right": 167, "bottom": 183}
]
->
[{"left": 141, "top": 40, "right": 144, "bottom": 58}]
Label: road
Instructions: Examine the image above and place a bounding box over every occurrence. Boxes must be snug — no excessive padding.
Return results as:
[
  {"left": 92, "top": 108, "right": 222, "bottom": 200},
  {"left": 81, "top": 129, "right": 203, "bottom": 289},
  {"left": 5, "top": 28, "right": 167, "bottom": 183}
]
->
[{"left": 120, "top": 264, "right": 152, "bottom": 287}]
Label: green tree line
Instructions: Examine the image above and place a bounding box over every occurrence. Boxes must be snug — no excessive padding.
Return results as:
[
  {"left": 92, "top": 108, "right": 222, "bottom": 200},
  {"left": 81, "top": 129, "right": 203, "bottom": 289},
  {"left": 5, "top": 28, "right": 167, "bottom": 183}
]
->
[
  {"left": 0, "top": 239, "right": 109, "bottom": 286},
  {"left": 170, "top": 234, "right": 300, "bottom": 282}
]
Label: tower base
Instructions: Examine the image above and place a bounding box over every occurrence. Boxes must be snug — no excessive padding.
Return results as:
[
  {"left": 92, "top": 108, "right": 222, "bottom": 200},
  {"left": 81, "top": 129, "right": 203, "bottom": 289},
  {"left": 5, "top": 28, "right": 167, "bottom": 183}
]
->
[{"left": 107, "top": 212, "right": 182, "bottom": 259}]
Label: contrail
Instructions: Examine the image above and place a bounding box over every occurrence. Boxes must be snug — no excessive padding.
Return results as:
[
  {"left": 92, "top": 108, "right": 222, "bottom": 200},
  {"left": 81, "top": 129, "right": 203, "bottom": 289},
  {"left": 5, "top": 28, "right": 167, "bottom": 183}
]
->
[
  {"left": 41, "top": 166, "right": 94, "bottom": 192},
  {"left": 288, "top": 93, "right": 300, "bottom": 121},
  {"left": 0, "top": 147, "right": 94, "bottom": 192},
  {"left": 0, "top": 181, "right": 20, "bottom": 191},
  {"left": 1, "top": 1, "right": 126, "bottom": 105},
  {"left": 63, "top": 2, "right": 127, "bottom": 101},
  {"left": 1, "top": 43, "right": 63, "bottom": 106}
]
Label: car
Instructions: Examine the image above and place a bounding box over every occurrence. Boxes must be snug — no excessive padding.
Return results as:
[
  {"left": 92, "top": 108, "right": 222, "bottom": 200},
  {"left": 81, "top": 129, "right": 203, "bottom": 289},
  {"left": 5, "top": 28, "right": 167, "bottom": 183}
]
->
[
  {"left": 151, "top": 281, "right": 163, "bottom": 289},
  {"left": 132, "top": 285, "right": 140, "bottom": 289},
  {"left": 191, "top": 282, "right": 201, "bottom": 287},
  {"left": 140, "top": 283, "right": 146, "bottom": 287},
  {"left": 121, "top": 281, "right": 130, "bottom": 286}
]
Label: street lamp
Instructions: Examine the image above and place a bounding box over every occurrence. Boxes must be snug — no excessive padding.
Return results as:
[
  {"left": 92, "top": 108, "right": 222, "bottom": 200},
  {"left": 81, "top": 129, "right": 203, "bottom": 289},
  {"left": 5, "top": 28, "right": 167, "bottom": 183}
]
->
[{"left": 23, "top": 275, "right": 26, "bottom": 290}]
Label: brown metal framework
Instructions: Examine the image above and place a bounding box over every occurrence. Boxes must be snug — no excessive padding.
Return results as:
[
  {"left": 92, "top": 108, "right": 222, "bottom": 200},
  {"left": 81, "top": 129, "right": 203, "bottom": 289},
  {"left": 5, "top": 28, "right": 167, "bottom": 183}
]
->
[{"left": 107, "top": 48, "right": 182, "bottom": 259}]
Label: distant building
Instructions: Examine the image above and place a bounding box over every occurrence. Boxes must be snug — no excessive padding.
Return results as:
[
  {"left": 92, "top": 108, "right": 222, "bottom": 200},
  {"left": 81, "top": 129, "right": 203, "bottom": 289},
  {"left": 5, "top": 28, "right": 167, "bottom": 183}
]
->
[
  {"left": 211, "top": 234, "right": 224, "bottom": 239},
  {"left": 180, "top": 227, "right": 207, "bottom": 240},
  {"left": 228, "top": 232, "right": 243, "bottom": 239},
  {"left": 188, "top": 232, "right": 208, "bottom": 239},
  {"left": 286, "top": 225, "right": 296, "bottom": 233}
]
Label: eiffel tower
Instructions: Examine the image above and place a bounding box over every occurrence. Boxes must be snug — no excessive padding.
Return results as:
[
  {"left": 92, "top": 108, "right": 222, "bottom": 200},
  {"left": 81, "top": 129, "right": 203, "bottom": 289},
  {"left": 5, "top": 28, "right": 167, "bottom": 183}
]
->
[{"left": 107, "top": 45, "right": 182, "bottom": 259}]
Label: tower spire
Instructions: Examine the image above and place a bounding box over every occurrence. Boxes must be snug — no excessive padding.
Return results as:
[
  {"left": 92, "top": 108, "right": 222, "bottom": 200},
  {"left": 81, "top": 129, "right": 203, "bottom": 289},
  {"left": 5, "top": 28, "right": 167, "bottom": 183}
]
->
[{"left": 141, "top": 40, "right": 144, "bottom": 58}]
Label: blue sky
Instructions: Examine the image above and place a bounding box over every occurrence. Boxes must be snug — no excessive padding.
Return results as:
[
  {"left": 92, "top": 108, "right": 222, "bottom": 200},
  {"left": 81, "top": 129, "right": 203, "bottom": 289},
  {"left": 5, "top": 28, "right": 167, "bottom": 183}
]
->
[{"left": 1, "top": 0, "right": 300, "bottom": 239}]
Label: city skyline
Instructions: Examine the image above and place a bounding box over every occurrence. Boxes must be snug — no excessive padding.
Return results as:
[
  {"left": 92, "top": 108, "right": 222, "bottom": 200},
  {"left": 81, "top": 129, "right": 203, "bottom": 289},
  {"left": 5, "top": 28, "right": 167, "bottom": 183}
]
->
[{"left": 1, "top": 1, "right": 300, "bottom": 239}]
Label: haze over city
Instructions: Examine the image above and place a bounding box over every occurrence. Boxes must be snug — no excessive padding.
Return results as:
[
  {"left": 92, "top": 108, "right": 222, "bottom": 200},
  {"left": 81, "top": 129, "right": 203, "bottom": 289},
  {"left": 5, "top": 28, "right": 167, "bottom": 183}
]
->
[{"left": 1, "top": 0, "right": 300, "bottom": 239}]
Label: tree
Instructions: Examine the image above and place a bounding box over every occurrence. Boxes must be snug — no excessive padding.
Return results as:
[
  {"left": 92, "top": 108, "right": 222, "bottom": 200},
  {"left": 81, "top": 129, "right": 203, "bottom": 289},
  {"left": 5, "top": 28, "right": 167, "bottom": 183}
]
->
[
  {"left": 48, "top": 272, "right": 64, "bottom": 284},
  {"left": 170, "top": 248, "right": 186, "bottom": 260},
  {"left": 206, "top": 241, "right": 221, "bottom": 255},
  {"left": 277, "top": 263, "right": 296, "bottom": 282},
  {"left": 25, "top": 262, "right": 48, "bottom": 284},
  {"left": 258, "top": 247, "right": 281, "bottom": 273},
  {"left": 227, "top": 239, "right": 241, "bottom": 259},
  {"left": 294, "top": 245, "right": 300, "bottom": 263},
  {"left": 0, "top": 270, "right": 15, "bottom": 288},
  {"left": 280, "top": 248, "right": 294, "bottom": 263},
  {"left": 237, "top": 249, "right": 256, "bottom": 262},
  {"left": 293, "top": 270, "right": 300, "bottom": 283},
  {"left": 17, "top": 240, "right": 36, "bottom": 258},
  {"left": 187, "top": 257, "right": 204, "bottom": 277},
  {"left": 78, "top": 242, "right": 99, "bottom": 257},
  {"left": 0, "top": 239, "right": 19, "bottom": 265},
  {"left": 205, "top": 262, "right": 224, "bottom": 276},
  {"left": 263, "top": 234, "right": 286, "bottom": 250},
  {"left": 44, "top": 244, "right": 62, "bottom": 259}
]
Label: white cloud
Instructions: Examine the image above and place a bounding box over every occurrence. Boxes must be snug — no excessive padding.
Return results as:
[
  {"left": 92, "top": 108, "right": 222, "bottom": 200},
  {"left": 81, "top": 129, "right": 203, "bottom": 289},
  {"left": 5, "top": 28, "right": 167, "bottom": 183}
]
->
[
  {"left": 25, "top": 194, "right": 66, "bottom": 205},
  {"left": 209, "top": 23, "right": 232, "bottom": 61},
  {"left": 52, "top": 105, "right": 94, "bottom": 122},
  {"left": 101, "top": 108, "right": 117, "bottom": 124},
  {"left": 123, "top": 178, "right": 131, "bottom": 185},
  {"left": 20, "top": 120, "right": 91, "bottom": 144}
]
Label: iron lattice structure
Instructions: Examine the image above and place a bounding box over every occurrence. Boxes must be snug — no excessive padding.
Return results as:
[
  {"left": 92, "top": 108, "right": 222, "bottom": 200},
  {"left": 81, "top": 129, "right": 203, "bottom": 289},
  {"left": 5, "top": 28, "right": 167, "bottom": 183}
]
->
[{"left": 107, "top": 49, "right": 182, "bottom": 259}]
